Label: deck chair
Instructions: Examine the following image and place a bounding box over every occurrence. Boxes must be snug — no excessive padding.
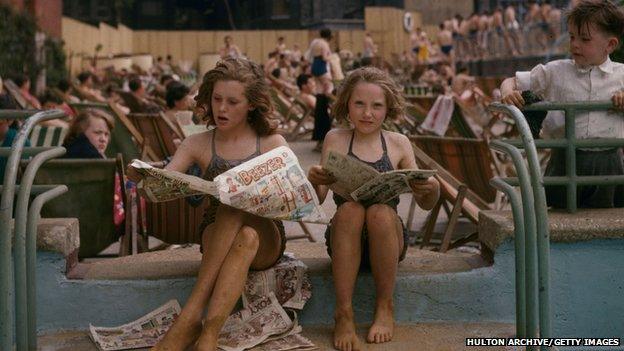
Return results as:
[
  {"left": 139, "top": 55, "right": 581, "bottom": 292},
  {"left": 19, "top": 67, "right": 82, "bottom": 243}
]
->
[
  {"left": 270, "top": 88, "right": 314, "bottom": 140},
  {"left": 28, "top": 125, "right": 67, "bottom": 147},
  {"left": 3, "top": 79, "right": 31, "bottom": 109},
  {"left": 27, "top": 156, "right": 132, "bottom": 257},
  {"left": 407, "top": 139, "right": 492, "bottom": 252},
  {"left": 70, "top": 102, "right": 157, "bottom": 162},
  {"left": 127, "top": 112, "right": 182, "bottom": 160}
]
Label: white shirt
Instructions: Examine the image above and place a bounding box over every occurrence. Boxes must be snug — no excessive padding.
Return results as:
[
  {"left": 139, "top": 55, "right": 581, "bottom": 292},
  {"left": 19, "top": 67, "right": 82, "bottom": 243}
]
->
[{"left": 516, "top": 57, "right": 624, "bottom": 140}]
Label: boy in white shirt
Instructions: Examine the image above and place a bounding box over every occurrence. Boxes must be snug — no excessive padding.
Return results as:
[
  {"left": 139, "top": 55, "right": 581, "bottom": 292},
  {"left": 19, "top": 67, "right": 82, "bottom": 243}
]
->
[{"left": 500, "top": 0, "right": 624, "bottom": 208}]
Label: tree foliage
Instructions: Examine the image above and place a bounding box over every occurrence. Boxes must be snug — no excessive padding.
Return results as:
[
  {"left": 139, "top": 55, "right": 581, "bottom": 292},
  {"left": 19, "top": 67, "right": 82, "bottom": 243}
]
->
[{"left": 0, "top": 5, "right": 67, "bottom": 87}]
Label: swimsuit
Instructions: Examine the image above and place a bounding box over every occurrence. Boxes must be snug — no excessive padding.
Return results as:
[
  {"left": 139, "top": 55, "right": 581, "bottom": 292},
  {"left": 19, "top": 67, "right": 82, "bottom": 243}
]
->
[
  {"left": 311, "top": 56, "right": 328, "bottom": 77},
  {"left": 324, "top": 131, "right": 409, "bottom": 268},
  {"left": 199, "top": 130, "right": 286, "bottom": 255},
  {"left": 441, "top": 45, "right": 453, "bottom": 55}
]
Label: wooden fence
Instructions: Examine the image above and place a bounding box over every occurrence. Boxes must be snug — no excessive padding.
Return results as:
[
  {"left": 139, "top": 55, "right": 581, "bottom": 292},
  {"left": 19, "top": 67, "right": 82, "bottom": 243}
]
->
[{"left": 62, "top": 7, "right": 421, "bottom": 75}]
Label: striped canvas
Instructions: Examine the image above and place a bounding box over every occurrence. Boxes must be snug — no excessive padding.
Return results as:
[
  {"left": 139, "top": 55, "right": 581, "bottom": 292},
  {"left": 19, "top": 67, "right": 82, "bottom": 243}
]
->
[{"left": 28, "top": 126, "right": 68, "bottom": 147}]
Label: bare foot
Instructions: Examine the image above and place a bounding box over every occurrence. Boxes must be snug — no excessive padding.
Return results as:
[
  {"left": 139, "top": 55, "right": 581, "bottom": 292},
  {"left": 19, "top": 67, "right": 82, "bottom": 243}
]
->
[
  {"left": 367, "top": 301, "right": 394, "bottom": 344},
  {"left": 333, "top": 307, "right": 362, "bottom": 351},
  {"left": 194, "top": 317, "right": 225, "bottom": 351},
  {"left": 151, "top": 316, "right": 201, "bottom": 351}
]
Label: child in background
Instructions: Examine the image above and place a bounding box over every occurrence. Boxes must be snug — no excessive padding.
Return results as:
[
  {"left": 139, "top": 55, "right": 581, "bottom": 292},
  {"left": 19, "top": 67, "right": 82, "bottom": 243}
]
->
[
  {"left": 308, "top": 67, "right": 440, "bottom": 351},
  {"left": 500, "top": 0, "right": 624, "bottom": 208}
]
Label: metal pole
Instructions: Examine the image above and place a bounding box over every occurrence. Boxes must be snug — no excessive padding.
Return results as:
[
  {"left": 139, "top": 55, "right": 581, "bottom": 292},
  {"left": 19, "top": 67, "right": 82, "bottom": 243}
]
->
[
  {"left": 13, "top": 147, "right": 66, "bottom": 350},
  {"left": 491, "top": 140, "right": 541, "bottom": 340},
  {"left": 26, "top": 185, "right": 68, "bottom": 351},
  {"left": 489, "top": 178, "right": 526, "bottom": 338},
  {"left": 0, "top": 110, "right": 65, "bottom": 350}
]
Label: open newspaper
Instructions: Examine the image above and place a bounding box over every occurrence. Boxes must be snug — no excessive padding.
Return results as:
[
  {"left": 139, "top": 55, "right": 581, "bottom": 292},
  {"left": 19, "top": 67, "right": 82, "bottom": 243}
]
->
[
  {"left": 131, "top": 146, "right": 327, "bottom": 224},
  {"left": 89, "top": 256, "right": 316, "bottom": 351},
  {"left": 322, "top": 151, "right": 436, "bottom": 204},
  {"left": 89, "top": 300, "right": 180, "bottom": 351}
]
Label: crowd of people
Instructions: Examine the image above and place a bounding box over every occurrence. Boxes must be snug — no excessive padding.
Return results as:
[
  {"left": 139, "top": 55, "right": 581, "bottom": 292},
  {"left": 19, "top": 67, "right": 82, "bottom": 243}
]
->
[
  {"left": 2, "top": 1, "right": 624, "bottom": 350},
  {"left": 406, "top": 0, "right": 570, "bottom": 66}
]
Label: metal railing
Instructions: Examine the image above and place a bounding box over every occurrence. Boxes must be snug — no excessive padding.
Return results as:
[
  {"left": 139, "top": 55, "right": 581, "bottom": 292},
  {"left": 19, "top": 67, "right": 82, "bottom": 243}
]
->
[
  {"left": 0, "top": 110, "right": 68, "bottom": 350},
  {"left": 488, "top": 101, "right": 624, "bottom": 350}
]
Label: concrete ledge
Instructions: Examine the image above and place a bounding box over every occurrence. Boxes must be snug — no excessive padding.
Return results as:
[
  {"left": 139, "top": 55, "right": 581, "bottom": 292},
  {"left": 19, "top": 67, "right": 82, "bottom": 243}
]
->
[
  {"left": 10, "top": 218, "right": 80, "bottom": 257},
  {"left": 479, "top": 208, "right": 624, "bottom": 251},
  {"left": 36, "top": 218, "right": 80, "bottom": 257},
  {"left": 74, "top": 242, "right": 488, "bottom": 280}
]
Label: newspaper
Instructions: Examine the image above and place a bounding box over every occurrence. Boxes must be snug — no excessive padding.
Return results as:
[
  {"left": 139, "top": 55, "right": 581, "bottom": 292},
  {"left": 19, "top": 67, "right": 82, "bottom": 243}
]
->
[
  {"left": 131, "top": 146, "right": 327, "bottom": 223},
  {"left": 243, "top": 254, "right": 312, "bottom": 310},
  {"left": 89, "top": 300, "right": 181, "bottom": 351},
  {"left": 217, "top": 293, "right": 294, "bottom": 351},
  {"left": 323, "top": 151, "right": 436, "bottom": 204},
  {"left": 89, "top": 256, "right": 315, "bottom": 351}
]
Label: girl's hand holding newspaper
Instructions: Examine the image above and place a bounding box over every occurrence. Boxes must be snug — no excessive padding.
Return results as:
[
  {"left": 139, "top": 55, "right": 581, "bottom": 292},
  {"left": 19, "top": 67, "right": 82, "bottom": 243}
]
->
[
  {"left": 308, "top": 165, "right": 336, "bottom": 185},
  {"left": 409, "top": 176, "right": 440, "bottom": 210}
]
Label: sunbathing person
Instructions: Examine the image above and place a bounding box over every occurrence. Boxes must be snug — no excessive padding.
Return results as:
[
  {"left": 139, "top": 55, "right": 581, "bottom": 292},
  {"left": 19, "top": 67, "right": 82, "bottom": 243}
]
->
[{"left": 129, "top": 57, "right": 288, "bottom": 351}]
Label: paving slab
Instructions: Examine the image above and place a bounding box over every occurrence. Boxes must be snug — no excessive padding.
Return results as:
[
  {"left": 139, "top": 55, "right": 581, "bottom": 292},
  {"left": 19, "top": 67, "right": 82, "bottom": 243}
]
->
[{"left": 37, "top": 322, "right": 516, "bottom": 351}]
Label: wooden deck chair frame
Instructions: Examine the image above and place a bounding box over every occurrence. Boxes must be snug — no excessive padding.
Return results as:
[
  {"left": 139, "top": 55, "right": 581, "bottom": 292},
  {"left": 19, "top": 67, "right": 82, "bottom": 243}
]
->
[
  {"left": 407, "top": 138, "right": 492, "bottom": 252},
  {"left": 411, "top": 135, "right": 500, "bottom": 203},
  {"left": 3, "top": 79, "right": 30, "bottom": 109},
  {"left": 127, "top": 112, "right": 182, "bottom": 160}
]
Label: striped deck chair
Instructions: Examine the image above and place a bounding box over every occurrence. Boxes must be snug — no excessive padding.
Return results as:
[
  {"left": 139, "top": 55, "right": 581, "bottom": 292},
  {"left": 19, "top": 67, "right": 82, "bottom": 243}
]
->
[
  {"left": 411, "top": 135, "right": 498, "bottom": 203},
  {"left": 127, "top": 112, "right": 182, "bottom": 160},
  {"left": 270, "top": 88, "right": 314, "bottom": 141},
  {"left": 407, "top": 139, "right": 492, "bottom": 252},
  {"left": 28, "top": 125, "right": 67, "bottom": 147}
]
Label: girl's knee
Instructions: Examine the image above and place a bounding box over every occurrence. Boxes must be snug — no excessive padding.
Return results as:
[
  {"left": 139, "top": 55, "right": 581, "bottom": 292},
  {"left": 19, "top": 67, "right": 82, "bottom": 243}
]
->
[
  {"left": 336, "top": 201, "right": 366, "bottom": 216},
  {"left": 366, "top": 204, "right": 396, "bottom": 223},
  {"left": 233, "top": 226, "right": 260, "bottom": 252}
]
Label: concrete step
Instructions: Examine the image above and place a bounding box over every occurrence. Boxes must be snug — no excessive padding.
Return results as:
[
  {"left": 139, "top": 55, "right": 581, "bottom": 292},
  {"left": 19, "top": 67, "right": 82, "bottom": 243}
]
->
[
  {"left": 37, "top": 322, "right": 515, "bottom": 351},
  {"left": 73, "top": 242, "right": 488, "bottom": 280},
  {"left": 479, "top": 208, "right": 624, "bottom": 251}
]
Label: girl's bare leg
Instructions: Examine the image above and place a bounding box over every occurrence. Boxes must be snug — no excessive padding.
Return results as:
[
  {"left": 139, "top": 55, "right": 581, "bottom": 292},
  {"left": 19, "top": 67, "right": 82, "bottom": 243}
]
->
[
  {"left": 330, "top": 202, "right": 366, "bottom": 351},
  {"left": 151, "top": 205, "right": 247, "bottom": 351},
  {"left": 365, "top": 204, "right": 403, "bottom": 344},
  {"left": 195, "top": 217, "right": 282, "bottom": 351}
]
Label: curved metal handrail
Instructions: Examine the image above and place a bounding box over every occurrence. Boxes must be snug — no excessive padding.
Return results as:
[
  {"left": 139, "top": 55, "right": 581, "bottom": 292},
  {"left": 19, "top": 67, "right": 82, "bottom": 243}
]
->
[
  {"left": 25, "top": 185, "right": 68, "bottom": 350},
  {"left": 13, "top": 147, "right": 66, "bottom": 350},
  {"left": 489, "top": 102, "right": 551, "bottom": 341},
  {"left": 0, "top": 109, "right": 66, "bottom": 351}
]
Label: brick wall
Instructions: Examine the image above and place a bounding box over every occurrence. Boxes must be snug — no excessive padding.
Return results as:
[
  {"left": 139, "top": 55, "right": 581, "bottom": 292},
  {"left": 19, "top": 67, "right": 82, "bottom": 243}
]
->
[{"left": 0, "top": 0, "right": 62, "bottom": 38}]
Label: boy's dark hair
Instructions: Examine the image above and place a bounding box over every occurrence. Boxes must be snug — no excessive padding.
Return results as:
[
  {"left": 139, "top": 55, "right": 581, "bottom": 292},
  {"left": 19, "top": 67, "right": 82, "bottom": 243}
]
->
[
  {"left": 567, "top": 0, "right": 624, "bottom": 38},
  {"left": 57, "top": 78, "right": 71, "bottom": 93},
  {"left": 77, "top": 72, "right": 91, "bottom": 84},
  {"left": 165, "top": 81, "right": 190, "bottom": 108},
  {"left": 320, "top": 28, "right": 332, "bottom": 40},
  {"left": 40, "top": 90, "right": 63, "bottom": 105},
  {"left": 296, "top": 74, "right": 310, "bottom": 89},
  {"left": 129, "top": 77, "right": 142, "bottom": 92}
]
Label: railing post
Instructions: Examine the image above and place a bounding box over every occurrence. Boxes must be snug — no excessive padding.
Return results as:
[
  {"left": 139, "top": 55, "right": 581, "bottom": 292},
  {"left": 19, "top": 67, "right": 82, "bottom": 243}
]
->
[{"left": 0, "top": 109, "right": 66, "bottom": 350}]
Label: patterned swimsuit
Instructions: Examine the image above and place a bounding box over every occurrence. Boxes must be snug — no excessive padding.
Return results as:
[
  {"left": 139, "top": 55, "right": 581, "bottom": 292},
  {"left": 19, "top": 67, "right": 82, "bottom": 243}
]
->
[
  {"left": 324, "top": 131, "right": 409, "bottom": 267},
  {"left": 198, "top": 130, "right": 286, "bottom": 254}
]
